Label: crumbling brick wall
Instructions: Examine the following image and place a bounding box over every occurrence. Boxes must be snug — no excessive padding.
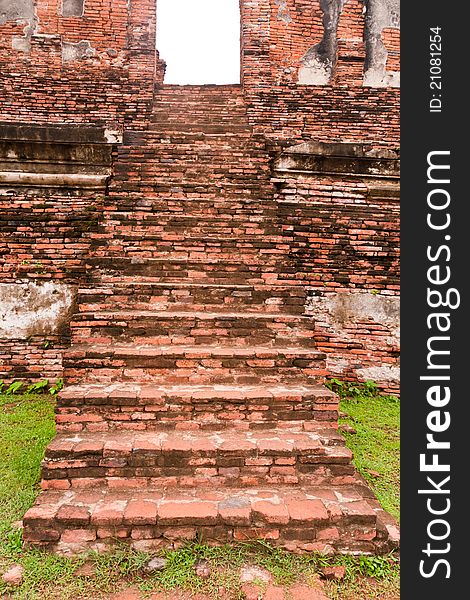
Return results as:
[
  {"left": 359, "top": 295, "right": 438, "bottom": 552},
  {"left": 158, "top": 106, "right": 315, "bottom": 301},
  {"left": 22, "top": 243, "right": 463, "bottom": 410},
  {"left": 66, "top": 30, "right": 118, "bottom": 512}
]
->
[
  {"left": 0, "top": 0, "right": 165, "bottom": 127},
  {"left": 0, "top": 0, "right": 400, "bottom": 392}
]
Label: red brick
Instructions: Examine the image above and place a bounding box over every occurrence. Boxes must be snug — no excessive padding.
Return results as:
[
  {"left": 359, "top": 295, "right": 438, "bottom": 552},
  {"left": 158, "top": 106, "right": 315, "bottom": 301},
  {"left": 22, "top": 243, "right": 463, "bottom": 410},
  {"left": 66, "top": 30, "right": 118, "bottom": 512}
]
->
[
  {"left": 123, "top": 500, "right": 157, "bottom": 525},
  {"left": 286, "top": 499, "right": 329, "bottom": 523},
  {"left": 233, "top": 527, "right": 280, "bottom": 541},
  {"left": 158, "top": 501, "right": 218, "bottom": 525},
  {"left": 218, "top": 498, "right": 252, "bottom": 526},
  {"left": 91, "top": 502, "right": 126, "bottom": 526},
  {"left": 56, "top": 505, "right": 91, "bottom": 525},
  {"left": 61, "top": 529, "right": 97, "bottom": 543},
  {"left": 251, "top": 500, "right": 290, "bottom": 525}
]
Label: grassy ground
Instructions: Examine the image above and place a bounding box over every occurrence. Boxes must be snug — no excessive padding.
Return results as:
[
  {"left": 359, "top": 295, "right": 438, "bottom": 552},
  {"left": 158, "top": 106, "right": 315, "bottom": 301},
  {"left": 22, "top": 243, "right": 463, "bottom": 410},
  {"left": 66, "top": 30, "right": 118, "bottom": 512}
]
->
[
  {"left": 0, "top": 383, "right": 400, "bottom": 599},
  {"left": 0, "top": 394, "right": 55, "bottom": 544},
  {"left": 336, "top": 386, "right": 400, "bottom": 521}
]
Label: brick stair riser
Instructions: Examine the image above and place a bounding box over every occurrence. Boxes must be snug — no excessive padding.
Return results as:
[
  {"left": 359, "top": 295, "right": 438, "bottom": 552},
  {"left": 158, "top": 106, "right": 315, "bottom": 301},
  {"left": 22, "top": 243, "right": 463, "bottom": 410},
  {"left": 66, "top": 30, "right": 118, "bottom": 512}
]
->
[
  {"left": 41, "top": 434, "right": 353, "bottom": 488},
  {"left": 55, "top": 387, "right": 339, "bottom": 432},
  {"left": 85, "top": 212, "right": 278, "bottom": 229},
  {"left": 69, "top": 315, "right": 316, "bottom": 348},
  {"left": 88, "top": 238, "right": 287, "bottom": 257},
  {"left": 146, "top": 124, "right": 253, "bottom": 134},
  {"left": 63, "top": 354, "right": 327, "bottom": 386},
  {"left": 41, "top": 468, "right": 356, "bottom": 491},
  {"left": 92, "top": 274, "right": 295, "bottom": 287},
  {"left": 106, "top": 185, "right": 272, "bottom": 199},
  {"left": 94, "top": 194, "right": 277, "bottom": 210},
  {"left": 55, "top": 405, "right": 339, "bottom": 433},
  {"left": 88, "top": 227, "right": 280, "bottom": 242},
  {"left": 22, "top": 484, "right": 390, "bottom": 554},
  {"left": 77, "top": 286, "right": 306, "bottom": 315},
  {"left": 88, "top": 247, "right": 290, "bottom": 264},
  {"left": 114, "top": 150, "right": 269, "bottom": 170},
  {"left": 111, "top": 171, "right": 271, "bottom": 186},
  {"left": 23, "top": 522, "right": 382, "bottom": 555},
  {"left": 130, "top": 145, "right": 268, "bottom": 161},
  {"left": 107, "top": 182, "right": 272, "bottom": 196},
  {"left": 125, "top": 159, "right": 267, "bottom": 175},
  {"left": 114, "top": 154, "right": 269, "bottom": 172},
  {"left": 85, "top": 260, "right": 292, "bottom": 286}
]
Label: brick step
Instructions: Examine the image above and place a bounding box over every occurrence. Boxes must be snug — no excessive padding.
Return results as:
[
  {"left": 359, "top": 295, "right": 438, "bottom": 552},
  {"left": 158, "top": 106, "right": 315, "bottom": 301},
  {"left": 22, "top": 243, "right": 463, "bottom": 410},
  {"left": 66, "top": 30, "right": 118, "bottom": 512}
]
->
[
  {"left": 147, "top": 123, "right": 252, "bottom": 134},
  {"left": 153, "top": 98, "right": 246, "bottom": 109},
  {"left": 89, "top": 211, "right": 279, "bottom": 228},
  {"left": 63, "top": 345, "right": 327, "bottom": 386},
  {"left": 93, "top": 194, "right": 277, "bottom": 211},
  {"left": 135, "top": 157, "right": 266, "bottom": 171},
  {"left": 151, "top": 104, "right": 247, "bottom": 116},
  {"left": 153, "top": 98, "right": 246, "bottom": 110},
  {"left": 88, "top": 236, "right": 288, "bottom": 252},
  {"left": 154, "top": 85, "right": 245, "bottom": 104},
  {"left": 40, "top": 427, "right": 354, "bottom": 490},
  {"left": 56, "top": 383, "right": 338, "bottom": 433},
  {"left": 88, "top": 248, "right": 289, "bottom": 264},
  {"left": 70, "top": 311, "right": 315, "bottom": 348},
  {"left": 77, "top": 283, "right": 306, "bottom": 314},
  {"left": 121, "top": 138, "right": 265, "bottom": 153},
  {"left": 156, "top": 83, "right": 243, "bottom": 94},
  {"left": 23, "top": 483, "right": 399, "bottom": 554},
  {"left": 133, "top": 135, "right": 260, "bottom": 150},
  {"left": 56, "top": 383, "right": 338, "bottom": 431},
  {"left": 85, "top": 257, "right": 288, "bottom": 285},
  {"left": 108, "top": 180, "right": 272, "bottom": 195},
  {"left": 124, "top": 132, "right": 261, "bottom": 147},
  {"left": 152, "top": 95, "right": 246, "bottom": 109},
  {"left": 109, "top": 180, "right": 272, "bottom": 194},
  {"left": 132, "top": 173, "right": 269, "bottom": 187}
]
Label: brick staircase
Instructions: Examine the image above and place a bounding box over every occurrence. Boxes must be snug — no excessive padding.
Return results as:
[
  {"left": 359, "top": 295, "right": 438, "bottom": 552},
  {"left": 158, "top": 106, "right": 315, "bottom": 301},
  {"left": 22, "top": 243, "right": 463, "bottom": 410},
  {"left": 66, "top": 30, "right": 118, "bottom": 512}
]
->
[{"left": 23, "top": 86, "right": 399, "bottom": 555}]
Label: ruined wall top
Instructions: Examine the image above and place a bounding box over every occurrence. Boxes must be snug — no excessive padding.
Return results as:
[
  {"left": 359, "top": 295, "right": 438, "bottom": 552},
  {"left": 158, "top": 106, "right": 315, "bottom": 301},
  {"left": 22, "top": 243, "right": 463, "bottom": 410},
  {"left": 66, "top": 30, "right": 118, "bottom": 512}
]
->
[{"left": 0, "top": 0, "right": 400, "bottom": 145}]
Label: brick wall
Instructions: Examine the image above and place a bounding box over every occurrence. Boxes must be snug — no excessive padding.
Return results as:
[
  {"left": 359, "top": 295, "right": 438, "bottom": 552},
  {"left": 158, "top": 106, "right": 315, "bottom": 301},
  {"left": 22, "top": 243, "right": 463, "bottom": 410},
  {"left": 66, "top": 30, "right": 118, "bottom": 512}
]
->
[
  {"left": 0, "top": 0, "right": 164, "bottom": 127},
  {"left": 0, "top": 0, "right": 400, "bottom": 391}
]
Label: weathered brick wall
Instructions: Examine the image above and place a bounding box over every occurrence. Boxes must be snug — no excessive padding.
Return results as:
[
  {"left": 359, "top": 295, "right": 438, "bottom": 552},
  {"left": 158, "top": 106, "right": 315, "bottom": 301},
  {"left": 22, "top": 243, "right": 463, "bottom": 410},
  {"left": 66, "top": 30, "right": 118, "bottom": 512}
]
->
[
  {"left": 0, "top": 0, "right": 400, "bottom": 391},
  {"left": 238, "top": 0, "right": 400, "bottom": 392},
  {"left": 242, "top": 0, "right": 399, "bottom": 145},
  {"left": 0, "top": 0, "right": 164, "bottom": 127}
]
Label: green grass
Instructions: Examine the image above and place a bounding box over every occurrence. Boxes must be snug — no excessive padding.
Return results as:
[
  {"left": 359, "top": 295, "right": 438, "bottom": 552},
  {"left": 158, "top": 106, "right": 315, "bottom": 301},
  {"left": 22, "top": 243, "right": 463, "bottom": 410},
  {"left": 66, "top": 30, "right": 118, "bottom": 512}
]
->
[
  {"left": 0, "top": 394, "right": 56, "bottom": 550},
  {"left": 0, "top": 387, "right": 400, "bottom": 599},
  {"left": 335, "top": 386, "right": 400, "bottom": 520}
]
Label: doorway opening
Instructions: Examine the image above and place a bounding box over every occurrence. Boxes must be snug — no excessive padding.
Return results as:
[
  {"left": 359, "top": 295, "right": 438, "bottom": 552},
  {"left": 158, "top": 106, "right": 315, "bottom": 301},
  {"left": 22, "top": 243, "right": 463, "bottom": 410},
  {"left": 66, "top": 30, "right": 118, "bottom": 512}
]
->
[{"left": 156, "top": 0, "right": 241, "bottom": 85}]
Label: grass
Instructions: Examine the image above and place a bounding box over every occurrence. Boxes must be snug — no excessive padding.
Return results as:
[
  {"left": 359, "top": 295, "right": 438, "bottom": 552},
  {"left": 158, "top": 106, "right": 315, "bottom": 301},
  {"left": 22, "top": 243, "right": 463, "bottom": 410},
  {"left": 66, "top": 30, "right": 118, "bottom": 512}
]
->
[
  {"left": 331, "top": 381, "right": 400, "bottom": 520},
  {"left": 0, "top": 394, "right": 56, "bottom": 547},
  {"left": 0, "top": 385, "right": 400, "bottom": 599}
]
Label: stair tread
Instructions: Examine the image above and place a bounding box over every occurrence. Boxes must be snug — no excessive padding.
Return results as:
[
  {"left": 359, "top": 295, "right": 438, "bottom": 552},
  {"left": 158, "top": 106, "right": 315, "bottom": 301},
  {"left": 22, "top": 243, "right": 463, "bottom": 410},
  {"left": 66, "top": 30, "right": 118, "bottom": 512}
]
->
[
  {"left": 45, "top": 427, "right": 348, "bottom": 458},
  {"left": 24, "top": 482, "right": 381, "bottom": 528},
  {"left": 66, "top": 344, "right": 325, "bottom": 357},
  {"left": 87, "top": 256, "right": 277, "bottom": 265},
  {"left": 59, "top": 383, "right": 337, "bottom": 409},
  {"left": 78, "top": 283, "right": 289, "bottom": 291},
  {"left": 61, "top": 381, "right": 334, "bottom": 395},
  {"left": 74, "top": 310, "right": 309, "bottom": 320}
]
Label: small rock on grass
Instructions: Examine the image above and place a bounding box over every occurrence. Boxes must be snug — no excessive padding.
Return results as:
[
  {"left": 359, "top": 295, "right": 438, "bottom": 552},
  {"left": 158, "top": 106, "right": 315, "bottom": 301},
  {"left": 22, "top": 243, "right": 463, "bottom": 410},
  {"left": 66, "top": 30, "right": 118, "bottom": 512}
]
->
[
  {"left": 288, "top": 583, "right": 330, "bottom": 600},
  {"left": 75, "top": 561, "right": 96, "bottom": 578},
  {"left": 194, "top": 559, "right": 212, "bottom": 579},
  {"left": 2, "top": 564, "right": 24, "bottom": 586},
  {"left": 241, "top": 582, "right": 264, "bottom": 600},
  {"left": 143, "top": 556, "right": 167, "bottom": 573},
  {"left": 240, "top": 564, "right": 272, "bottom": 584},
  {"left": 339, "top": 424, "right": 357, "bottom": 434},
  {"left": 320, "top": 565, "right": 346, "bottom": 581}
]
